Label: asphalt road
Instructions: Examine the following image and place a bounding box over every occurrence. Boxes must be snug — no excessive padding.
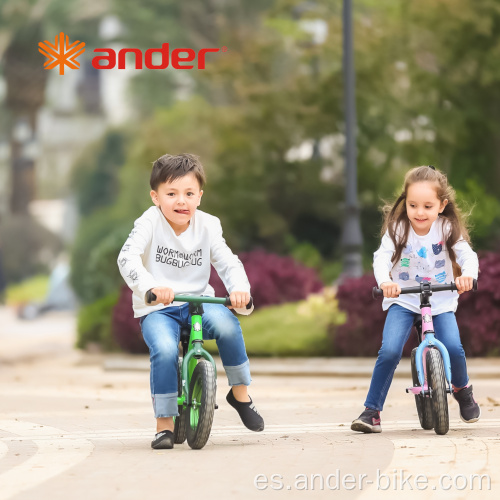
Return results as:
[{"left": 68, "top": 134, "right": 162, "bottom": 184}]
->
[{"left": 0, "top": 308, "right": 499, "bottom": 500}]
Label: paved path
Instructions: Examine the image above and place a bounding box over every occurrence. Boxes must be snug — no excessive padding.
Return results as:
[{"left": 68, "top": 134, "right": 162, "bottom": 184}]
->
[{"left": 0, "top": 307, "right": 499, "bottom": 499}]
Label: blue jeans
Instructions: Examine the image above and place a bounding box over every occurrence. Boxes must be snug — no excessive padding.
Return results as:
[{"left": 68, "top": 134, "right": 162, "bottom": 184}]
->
[
  {"left": 365, "top": 304, "right": 469, "bottom": 411},
  {"left": 140, "top": 303, "right": 251, "bottom": 418}
]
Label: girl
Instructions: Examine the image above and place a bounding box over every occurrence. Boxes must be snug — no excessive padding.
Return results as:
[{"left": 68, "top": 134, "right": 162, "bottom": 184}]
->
[{"left": 351, "top": 165, "right": 480, "bottom": 433}]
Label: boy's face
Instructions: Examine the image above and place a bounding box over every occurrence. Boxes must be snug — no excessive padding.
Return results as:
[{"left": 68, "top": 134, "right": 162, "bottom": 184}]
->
[{"left": 150, "top": 172, "right": 203, "bottom": 234}]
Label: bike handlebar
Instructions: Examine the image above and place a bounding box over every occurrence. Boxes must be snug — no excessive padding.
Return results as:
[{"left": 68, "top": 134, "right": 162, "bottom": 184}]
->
[
  {"left": 372, "top": 279, "right": 478, "bottom": 299},
  {"left": 146, "top": 290, "right": 254, "bottom": 310}
]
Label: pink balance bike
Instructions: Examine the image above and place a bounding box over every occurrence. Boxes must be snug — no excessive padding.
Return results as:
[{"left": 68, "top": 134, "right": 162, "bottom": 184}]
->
[{"left": 373, "top": 280, "right": 477, "bottom": 435}]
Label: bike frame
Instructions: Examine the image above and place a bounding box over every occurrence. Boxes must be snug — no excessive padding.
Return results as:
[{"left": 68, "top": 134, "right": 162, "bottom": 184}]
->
[
  {"left": 408, "top": 283, "right": 453, "bottom": 397},
  {"left": 373, "top": 280, "right": 477, "bottom": 398},
  {"left": 177, "top": 296, "right": 230, "bottom": 408}
]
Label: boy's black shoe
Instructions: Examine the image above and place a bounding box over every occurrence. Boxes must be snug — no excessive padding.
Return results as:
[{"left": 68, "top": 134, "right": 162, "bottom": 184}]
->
[
  {"left": 453, "top": 385, "right": 481, "bottom": 423},
  {"left": 226, "top": 389, "right": 264, "bottom": 432},
  {"left": 151, "top": 430, "right": 174, "bottom": 449},
  {"left": 351, "top": 408, "right": 382, "bottom": 433}
]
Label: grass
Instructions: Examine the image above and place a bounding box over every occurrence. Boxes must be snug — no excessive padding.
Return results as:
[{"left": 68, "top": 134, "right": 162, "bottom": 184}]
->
[
  {"left": 205, "top": 291, "right": 346, "bottom": 357},
  {"left": 5, "top": 275, "right": 50, "bottom": 306}
]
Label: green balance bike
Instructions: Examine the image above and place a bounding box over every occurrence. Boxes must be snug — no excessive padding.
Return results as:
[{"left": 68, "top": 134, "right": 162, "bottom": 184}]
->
[{"left": 146, "top": 291, "right": 252, "bottom": 449}]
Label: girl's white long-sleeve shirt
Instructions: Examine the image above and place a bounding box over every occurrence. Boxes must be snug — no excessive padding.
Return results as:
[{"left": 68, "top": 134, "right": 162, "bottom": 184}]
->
[
  {"left": 117, "top": 206, "right": 252, "bottom": 318},
  {"left": 373, "top": 217, "right": 479, "bottom": 315}
]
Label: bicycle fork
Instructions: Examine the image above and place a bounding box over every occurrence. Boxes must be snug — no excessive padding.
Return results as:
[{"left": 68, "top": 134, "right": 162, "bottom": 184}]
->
[{"left": 406, "top": 304, "right": 453, "bottom": 397}]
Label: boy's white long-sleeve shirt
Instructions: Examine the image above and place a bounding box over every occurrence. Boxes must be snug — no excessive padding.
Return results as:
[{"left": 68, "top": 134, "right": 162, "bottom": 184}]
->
[
  {"left": 373, "top": 217, "right": 479, "bottom": 315},
  {"left": 117, "top": 207, "right": 252, "bottom": 318}
]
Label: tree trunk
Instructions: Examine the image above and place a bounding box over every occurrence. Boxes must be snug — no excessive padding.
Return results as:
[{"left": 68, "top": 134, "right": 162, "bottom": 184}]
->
[{"left": 4, "top": 23, "right": 48, "bottom": 214}]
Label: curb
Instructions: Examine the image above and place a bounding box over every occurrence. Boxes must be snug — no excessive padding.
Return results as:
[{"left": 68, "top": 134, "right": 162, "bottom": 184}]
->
[{"left": 101, "top": 355, "right": 500, "bottom": 379}]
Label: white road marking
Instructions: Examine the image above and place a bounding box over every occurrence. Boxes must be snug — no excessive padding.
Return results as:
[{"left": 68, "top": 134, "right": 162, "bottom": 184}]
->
[
  {"left": 1, "top": 419, "right": 499, "bottom": 442},
  {"left": 0, "top": 420, "right": 94, "bottom": 500}
]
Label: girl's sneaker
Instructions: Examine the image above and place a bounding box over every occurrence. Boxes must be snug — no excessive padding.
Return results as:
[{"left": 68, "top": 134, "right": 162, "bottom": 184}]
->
[
  {"left": 453, "top": 385, "right": 481, "bottom": 423},
  {"left": 351, "top": 408, "right": 382, "bottom": 433}
]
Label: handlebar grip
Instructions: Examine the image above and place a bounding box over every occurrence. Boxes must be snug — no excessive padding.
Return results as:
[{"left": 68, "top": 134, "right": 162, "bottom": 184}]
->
[
  {"left": 224, "top": 296, "right": 254, "bottom": 309},
  {"left": 146, "top": 290, "right": 157, "bottom": 304},
  {"left": 372, "top": 278, "right": 478, "bottom": 299}
]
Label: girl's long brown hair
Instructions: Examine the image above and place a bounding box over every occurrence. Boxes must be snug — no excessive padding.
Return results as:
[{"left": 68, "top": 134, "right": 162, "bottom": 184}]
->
[{"left": 381, "top": 166, "right": 472, "bottom": 278}]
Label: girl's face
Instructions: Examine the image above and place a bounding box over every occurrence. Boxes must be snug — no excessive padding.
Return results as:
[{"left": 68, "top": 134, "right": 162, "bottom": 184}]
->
[{"left": 406, "top": 181, "right": 448, "bottom": 236}]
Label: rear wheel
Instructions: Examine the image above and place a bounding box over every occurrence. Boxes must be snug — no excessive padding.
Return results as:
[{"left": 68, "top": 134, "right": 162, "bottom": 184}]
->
[
  {"left": 173, "top": 357, "right": 187, "bottom": 444},
  {"left": 426, "top": 348, "right": 449, "bottom": 435},
  {"left": 411, "top": 348, "right": 433, "bottom": 430},
  {"left": 186, "top": 360, "right": 216, "bottom": 450}
]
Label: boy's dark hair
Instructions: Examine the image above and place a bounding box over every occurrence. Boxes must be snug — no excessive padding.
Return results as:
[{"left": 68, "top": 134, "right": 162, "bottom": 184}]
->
[{"left": 150, "top": 153, "right": 206, "bottom": 191}]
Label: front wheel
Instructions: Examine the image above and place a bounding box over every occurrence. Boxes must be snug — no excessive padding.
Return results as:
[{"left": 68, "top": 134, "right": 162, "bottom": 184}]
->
[
  {"left": 186, "top": 360, "right": 216, "bottom": 450},
  {"left": 411, "top": 348, "right": 434, "bottom": 430},
  {"left": 426, "top": 348, "right": 449, "bottom": 435}
]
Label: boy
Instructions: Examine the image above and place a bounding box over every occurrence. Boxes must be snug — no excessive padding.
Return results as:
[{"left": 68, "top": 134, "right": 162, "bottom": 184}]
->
[{"left": 117, "top": 153, "right": 264, "bottom": 449}]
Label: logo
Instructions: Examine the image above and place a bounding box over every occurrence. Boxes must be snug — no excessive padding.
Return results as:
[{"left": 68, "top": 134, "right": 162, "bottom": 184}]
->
[
  {"left": 92, "top": 43, "right": 223, "bottom": 70},
  {"left": 40, "top": 34, "right": 224, "bottom": 73},
  {"left": 38, "top": 32, "right": 86, "bottom": 75}
]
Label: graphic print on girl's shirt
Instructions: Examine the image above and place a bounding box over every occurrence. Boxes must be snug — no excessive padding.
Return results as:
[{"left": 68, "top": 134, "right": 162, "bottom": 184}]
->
[
  {"left": 432, "top": 241, "right": 443, "bottom": 255},
  {"left": 435, "top": 271, "right": 447, "bottom": 283},
  {"left": 417, "top": 247, "right": 427, "bottom": 259},
  {"left": 415, "top": 275, "right": 432, "bottom": 283},
  {"left": 403, "top": 243, "right": 412, "bottom": 255},
  {"left": 435, "top": 259, "right": 445, "bottom": 269}
]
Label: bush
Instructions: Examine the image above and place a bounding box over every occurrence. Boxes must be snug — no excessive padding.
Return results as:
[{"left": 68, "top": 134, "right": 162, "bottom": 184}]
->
[
  {"left": 332, "top": 252, "right": 500, "bottom": 357},
  {"left": 456, "top": 252, "right": 500, "bottom": 356},
  {"left": 70, "top": 209, "right": 132, "bottom": 304},
  {"left": 206, "top": 288, "right": 345, "bottom": 357},
  {"left": 111, "top": 285, "right": 148, "bottom": 354},
  {"left": 76, "top": 291, "right": 120, "bottom": 350},
  {"left": 209, "top": 249, "right": 324, "bottom": 307},
  {"left": 331, "top": 274, "right": 394, "bottom": 356}
]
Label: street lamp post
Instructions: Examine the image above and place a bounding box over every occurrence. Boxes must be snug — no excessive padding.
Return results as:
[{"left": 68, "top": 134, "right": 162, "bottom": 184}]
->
[{"left": 340, "top": 0, "right": 363, "bottom": 279}]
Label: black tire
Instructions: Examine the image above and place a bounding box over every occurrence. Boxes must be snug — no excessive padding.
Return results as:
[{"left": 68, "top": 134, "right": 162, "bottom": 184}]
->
[
  {"left": 411, "top": 348, "right": 434, "bottom": 430},
  {"left": 186, "top": 360, "right": 216, "bottom": 450},
  {"left": 426, "top": 348, "right": 449, "bottom": 435},
  {"left": 173, "top": 357, "right": 187, "bottom": 444}
]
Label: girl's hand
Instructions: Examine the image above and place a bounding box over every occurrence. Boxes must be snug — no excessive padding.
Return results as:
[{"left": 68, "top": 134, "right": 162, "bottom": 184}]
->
[
  {"left": 149, "top": 287, "right": 175, "bottom": 305},
  {"left": 380, "top": 281, "right": 401, "bottom": 298},
  {"left": 455, "top": 276, "right": 474, "bottom": 295},
  {"left": 229, "top": 291, "right": 250, "bottom": 309}
]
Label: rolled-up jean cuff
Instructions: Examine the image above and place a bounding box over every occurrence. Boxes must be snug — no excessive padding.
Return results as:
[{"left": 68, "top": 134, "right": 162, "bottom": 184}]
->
[
  {"left": 152, "top": 393, "right": 179, "bottom": 418},
  {"left": 225, "top": 360, "right": 252, "bottom": 386}
]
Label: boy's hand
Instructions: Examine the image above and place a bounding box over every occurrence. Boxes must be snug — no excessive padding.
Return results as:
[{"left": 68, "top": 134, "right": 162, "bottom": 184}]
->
[
  {"left": 149, "top": 287, "right": 175, "bottom": 305},
  {"left": 380, "top": 281, "right": 401, "bottom": 298},
  {"left": 229, "top": 291, "right": 250, "bottom": 309},
  {"left": 455, "top": 276, "right": 474, "bottom": 295}
]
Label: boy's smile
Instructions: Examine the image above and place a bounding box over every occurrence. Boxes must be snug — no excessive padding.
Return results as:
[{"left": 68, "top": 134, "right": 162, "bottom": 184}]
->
[{"left": 150, "top": 172, "right": 203, "bottom": 235}]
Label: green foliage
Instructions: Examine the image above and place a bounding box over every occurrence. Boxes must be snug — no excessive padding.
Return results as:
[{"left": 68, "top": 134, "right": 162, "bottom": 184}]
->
[
  {"left": 5, "top": 274, "right": 49, "bottom": 305},
  {"left": 70, "top": 207, "right": 133, "bottom": 304},
  {"left": 76, "top": 292, "right": 120, "bottom": 351},
  {"left": 205, "top": 289, "right": 345, "bottom": 357},
  {"left": 456, "top": 179, "right": 500, "bottom": 249},
  {"left": 71, "top": 130, "right": 128, "bottom": 217}
]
